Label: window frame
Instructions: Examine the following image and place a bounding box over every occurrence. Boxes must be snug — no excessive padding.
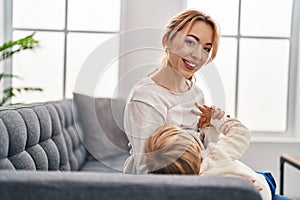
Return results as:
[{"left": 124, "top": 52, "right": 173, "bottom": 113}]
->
[
  {"left": 3, "top": 0, "right": 122, "bottom": 101},
  {"left": 186, "top": 0, "right": 300, "bottom": 137}
]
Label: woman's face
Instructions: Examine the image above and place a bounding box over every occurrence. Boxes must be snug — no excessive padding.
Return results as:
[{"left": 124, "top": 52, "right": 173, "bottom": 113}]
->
[{"left": 164, "top": 21, "right": 213, "bottom": 79}]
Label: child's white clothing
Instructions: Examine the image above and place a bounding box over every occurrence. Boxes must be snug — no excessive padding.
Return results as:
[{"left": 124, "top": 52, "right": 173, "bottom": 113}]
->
[{"left": 199, "top": 117, "right": 271, "bottom": 200}]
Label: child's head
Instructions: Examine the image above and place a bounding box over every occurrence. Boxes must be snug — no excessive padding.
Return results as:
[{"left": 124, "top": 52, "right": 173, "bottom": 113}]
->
[{"left": 145, "top": 124, "right": 202, "bottom": 174}]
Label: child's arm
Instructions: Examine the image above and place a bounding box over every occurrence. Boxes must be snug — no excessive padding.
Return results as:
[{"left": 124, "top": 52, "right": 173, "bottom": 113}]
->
[
  {"left": 210, "top": 116, "right": 251, "bottom": 161},
  {"left": 192, "top": 103, "right": 250, "bottom": 161}
]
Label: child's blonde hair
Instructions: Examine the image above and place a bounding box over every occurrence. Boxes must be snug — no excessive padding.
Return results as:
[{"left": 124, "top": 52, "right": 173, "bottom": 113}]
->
[{"left": 145, "top": 124, "right": 201, "bottom": 174}]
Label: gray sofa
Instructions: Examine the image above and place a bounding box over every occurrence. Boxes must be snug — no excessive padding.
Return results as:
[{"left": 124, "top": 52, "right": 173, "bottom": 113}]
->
[{"left": 0, "top": 94, "right": 262, "bottom": 200}]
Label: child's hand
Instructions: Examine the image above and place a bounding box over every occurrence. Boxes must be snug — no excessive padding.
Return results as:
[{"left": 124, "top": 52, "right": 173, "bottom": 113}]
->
[
  {"left": 247, "top": 177, "right": 263, "bottom": 191},
  {"left": 211, "top": 106, "right": 225, "bottom": 120},
  {"left": 192, "top": 104, "right": 227, "bottom": 130},
  {"left": 191, "top": 103, "right": 212, "bottom": 130}
]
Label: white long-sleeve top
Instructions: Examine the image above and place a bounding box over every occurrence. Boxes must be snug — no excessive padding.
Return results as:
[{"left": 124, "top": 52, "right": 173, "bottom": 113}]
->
[
  {"left": 200, "top": 117, "right": 272, "bottom": 200},
  {"left": 123, "top": 76, "right": 205, "bottom": 173}
]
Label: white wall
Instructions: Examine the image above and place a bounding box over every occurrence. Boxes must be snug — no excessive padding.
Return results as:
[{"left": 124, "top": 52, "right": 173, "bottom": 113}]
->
[
  {"left": 240, "top": 142, "right": 300, "bottom": 198},
  {"left": 120, "top": 0, "right": 300, "bottom": 199},
  {"left": 118, "top": 0, "right": 185, "bottom": 99},
  {"left": 0, "top": 0, "right": 3, "bottom": 45},
  {"left": 295, "top": 9, "right": 300, "bottom": 140},
  {"left": 0, "top": 0, "right": 4, "bottom": 53},
  {"left": 0, "top": 0, "right": 4, "bottom": 94}
]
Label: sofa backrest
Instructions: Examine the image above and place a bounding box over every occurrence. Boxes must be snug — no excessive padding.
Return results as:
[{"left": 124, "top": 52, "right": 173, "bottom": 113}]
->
[
  {"left": 0, "top": 99, "right": 86, "bottom": 171},
  {"left": 51, "top": 100, "right": 87, "bottom": 171}
]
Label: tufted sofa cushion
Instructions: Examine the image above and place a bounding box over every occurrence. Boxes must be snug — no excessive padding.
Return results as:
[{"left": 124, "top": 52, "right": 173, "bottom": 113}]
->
[
  {"left": 51, "top": 100, "right": 87, "bottom": 171},
  {"left": 0, "top": 100, "right": 86, "bottom": 171}
]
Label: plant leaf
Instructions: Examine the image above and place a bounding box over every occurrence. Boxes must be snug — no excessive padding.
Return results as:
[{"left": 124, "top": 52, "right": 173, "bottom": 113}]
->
[
  {"left": 0, "top": 32, "right": 39, "bottom": 62},
  {"left": 0, "top": 73, "right": 22, "bottom": 82},
  {"left": 0, "top": 87, "right": 43, "bottom": 106}
]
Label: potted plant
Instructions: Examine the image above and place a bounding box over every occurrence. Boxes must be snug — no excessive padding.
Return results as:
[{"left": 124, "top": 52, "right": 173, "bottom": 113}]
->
[{"left": 0, "top": 32, "right": 42, "bottom": 106}]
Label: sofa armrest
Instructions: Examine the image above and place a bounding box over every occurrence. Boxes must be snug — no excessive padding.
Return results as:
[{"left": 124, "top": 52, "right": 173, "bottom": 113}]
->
[{"left": 0, "top": 171, "right": 261, "bottom": 200}]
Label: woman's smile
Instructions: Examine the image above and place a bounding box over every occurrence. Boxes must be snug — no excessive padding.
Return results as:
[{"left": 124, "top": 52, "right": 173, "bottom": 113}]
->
[{"left": 183, "top": 59, "right": 198, "bottom": 70}]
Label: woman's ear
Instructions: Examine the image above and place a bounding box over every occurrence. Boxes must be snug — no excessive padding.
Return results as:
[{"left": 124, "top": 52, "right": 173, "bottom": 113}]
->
[{"left": 162, "top": 34, "right": 169, "bottom": 49}]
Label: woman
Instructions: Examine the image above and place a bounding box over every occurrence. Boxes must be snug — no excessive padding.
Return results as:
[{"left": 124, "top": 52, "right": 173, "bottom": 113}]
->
[{"left": 123, "top": 9, "right": 220, "bottom": 173}]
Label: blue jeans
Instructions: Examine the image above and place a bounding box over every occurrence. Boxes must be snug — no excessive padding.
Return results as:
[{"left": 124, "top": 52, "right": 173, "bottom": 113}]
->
[
  {"left": 256, "top": 171, "right": 294, "bottom": 200},
  {"left": 274, "top": 194, "right": 294, "bottom": 200},
  {"left": 256, "top": 171, "right": 276, "bottom": 199}
]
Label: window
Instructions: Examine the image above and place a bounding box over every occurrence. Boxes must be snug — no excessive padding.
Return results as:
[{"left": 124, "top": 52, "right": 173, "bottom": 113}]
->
[
  {"left": 8, "top": 0, "right": 121, "bottom": 103},
  {"left": 187, "top": 0, "right": 298, "bottom": 134}
]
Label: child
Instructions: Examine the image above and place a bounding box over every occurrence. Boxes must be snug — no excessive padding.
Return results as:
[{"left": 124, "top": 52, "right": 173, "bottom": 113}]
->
[{"left": 144, "top": 104, "right": 273, "bottom": 200}]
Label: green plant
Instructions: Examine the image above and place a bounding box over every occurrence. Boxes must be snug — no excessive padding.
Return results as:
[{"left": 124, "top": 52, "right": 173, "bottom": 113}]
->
[{"left": 0, "top": 32, "right": 43, "bottom": 106}]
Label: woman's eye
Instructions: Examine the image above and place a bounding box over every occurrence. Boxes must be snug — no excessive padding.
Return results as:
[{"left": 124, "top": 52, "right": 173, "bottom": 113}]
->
[
  {"left": 185, "top": 39, "right": 196, "bottom": 47},
  {"left": 203, "top": 47, "right": 211, "bottom": 53}
]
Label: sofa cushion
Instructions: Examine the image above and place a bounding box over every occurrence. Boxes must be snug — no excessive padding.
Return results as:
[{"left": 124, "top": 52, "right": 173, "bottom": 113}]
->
[
  {"left": 80, "top": 153, "right": 129, "bottom": 172},
  {"left": 0, "top": 171, "right": 262, "bottom": 200},
  {"left": 73, "top": 93, "right": 129, "bottom": 161},
  {"left": 0, "top": 103, "right": 70, "bottom": 170}
]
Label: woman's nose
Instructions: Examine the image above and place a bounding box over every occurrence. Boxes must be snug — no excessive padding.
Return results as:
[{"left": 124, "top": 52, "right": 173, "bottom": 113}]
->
[{"left": 191, "top": 46, "right": 203, "bottom": 61}]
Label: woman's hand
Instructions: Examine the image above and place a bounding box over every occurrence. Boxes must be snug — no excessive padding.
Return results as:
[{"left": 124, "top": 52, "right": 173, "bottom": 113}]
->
[{"left": 191, "top": 103, "right": 212, "bottom": 130}]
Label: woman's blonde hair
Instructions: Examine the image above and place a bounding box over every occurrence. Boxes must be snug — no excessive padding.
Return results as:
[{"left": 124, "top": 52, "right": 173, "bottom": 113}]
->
[
  {"left": 163, "top": 9, "right": 220, "bottom": 63},
  {"left": 145, "top": 124, "right": 201, "bottom": 174}
]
